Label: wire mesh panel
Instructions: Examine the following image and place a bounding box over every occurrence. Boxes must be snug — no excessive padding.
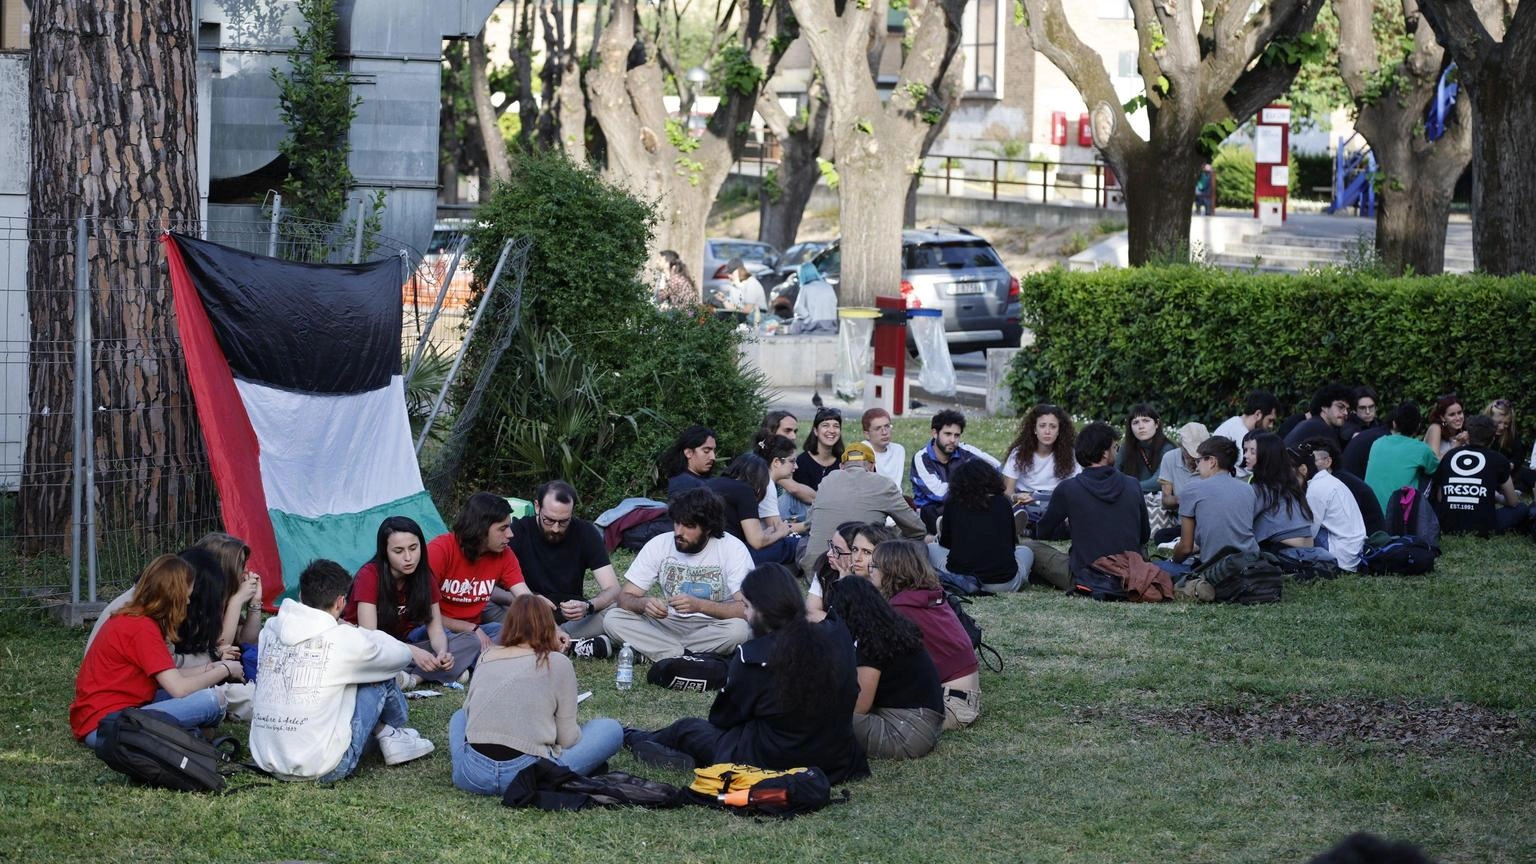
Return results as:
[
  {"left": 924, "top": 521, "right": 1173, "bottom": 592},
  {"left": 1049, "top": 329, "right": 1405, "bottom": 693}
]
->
[{"left": 0, "top": 212, "right": 432, "bottom": 612}]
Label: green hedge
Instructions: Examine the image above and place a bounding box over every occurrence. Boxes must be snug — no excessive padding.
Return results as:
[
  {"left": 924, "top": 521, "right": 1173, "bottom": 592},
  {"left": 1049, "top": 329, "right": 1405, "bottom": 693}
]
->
[{"left": 1007, "top": 266, "right": 1536, "bottom": 438}]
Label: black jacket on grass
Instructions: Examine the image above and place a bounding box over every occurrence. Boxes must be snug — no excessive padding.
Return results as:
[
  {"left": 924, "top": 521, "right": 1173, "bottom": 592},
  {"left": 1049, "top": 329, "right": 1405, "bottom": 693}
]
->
[{"left": 1036, "top": 465, "right": 1150, "bottom": 580}]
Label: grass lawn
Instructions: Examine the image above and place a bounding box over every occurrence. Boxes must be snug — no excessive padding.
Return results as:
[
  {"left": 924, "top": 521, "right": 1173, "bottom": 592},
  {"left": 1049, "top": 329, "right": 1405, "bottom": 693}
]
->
[{"left": 1, "top": 415, "right": 1532, "bottom": 863}]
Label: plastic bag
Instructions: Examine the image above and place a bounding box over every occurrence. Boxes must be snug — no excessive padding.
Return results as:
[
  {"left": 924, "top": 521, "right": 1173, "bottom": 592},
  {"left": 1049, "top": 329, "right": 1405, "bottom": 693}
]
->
[
  {"left": 834, "top": 308, "right": 878, "bottom": 401},
  {"left": 909, "top": 308, "right": 956, "bottom": 396}
]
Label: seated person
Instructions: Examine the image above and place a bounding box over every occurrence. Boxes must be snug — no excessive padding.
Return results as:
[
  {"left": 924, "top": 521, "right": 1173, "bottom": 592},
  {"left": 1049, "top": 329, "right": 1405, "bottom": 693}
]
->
[
  {"left": 1484, "top": 399, "right": 1535, "bottom": 495},
  {"left": 913, "top": 409, "right": 1000, "bottom": 534},
  {"left": 71, "top": 554, "right": 238, "bottom": 749},
  {"left": 1165, "top": 436, "right": 1257, "bottom": 574},
  {"left": 603, "top": 487, "right": 754, "bottom": 662},
  {"left": 661, "top": 425, "right": 718, "bottom": 497},
  {"left": 806, "top": 521, "right": 865, "bottom": 622},
  {"left": 346, "top": 516, "right": 481, "bottom": 688},
  {"left": 1002, "top": 403, "right": 1080, "bottom": 536},
  {"left": 869, "top": 539, "right": 981, "bottom": 732},
  {"left": 250, "top": 560, "right": 434, "bottom": 781},
  {"left": 509, "top": 481, "right": 623, "bottom": 652},
  {"left": 826, "top": 575, "right": 944, "bottom": 760},
  {"left": 449, "top": 596, "right": 623, "bottom": 795},
  {"left": 429, "top": 492, "right": 547, "bottom": 654},
  {"left": 1249, "top": 434, "right": 1315, "bottom": 549},
  {"left": 1296, "top": 437, "right": 1368, "bottom": 571},
  {"left": 933, "top": 459, "right": 1034, "bottom": 593},
  {"left": 862, "top": 408, "right": 907, "bottom": 491},
  {"left": 709, "top": 452, "right": 802, "bottom": 568},
  {"left": 1431, "top": 414, "right": 1531, "bottom": 535},
  {"left": 1034, "top": 422, "right": 1150, "bottom": 591},
  {"left": 1424, "top": 393, "right": 1469, "bottom": 457},
  {"left": 1212, "top": 389, "right": 1281, "bottom": 479},
  {"left": 1283, "top": 383, "right": 1353, "bottom": 451},
  {"left": 624, "top": 564, "right": 870, "bottom": 783},
  {"left": 1117, "top": 403, "right": 1176, "bottom": 494},
  {"left": 791, "top": 263, "right": 839, "bottom": 334},
  {"left": 799, "top": 442, "right": 925, "bottom": 574},
  {"left": 1365, "top": 402, "right": 1440, "bottom": 515},
  {"left": 1156, "top": 422, "right": 1209, "bottom": 541},
  {"left": 756, "top": 434, "right": 811, "bottom": 545},
  {"left": 792, "top": 407, "right": 846, "bottom": 501}
]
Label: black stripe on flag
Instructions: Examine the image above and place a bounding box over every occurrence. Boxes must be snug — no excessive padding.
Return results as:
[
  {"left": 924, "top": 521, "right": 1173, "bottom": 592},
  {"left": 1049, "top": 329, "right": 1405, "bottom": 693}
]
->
[{"left": 170, "top": 233, "right": 404, "bottom": 394}]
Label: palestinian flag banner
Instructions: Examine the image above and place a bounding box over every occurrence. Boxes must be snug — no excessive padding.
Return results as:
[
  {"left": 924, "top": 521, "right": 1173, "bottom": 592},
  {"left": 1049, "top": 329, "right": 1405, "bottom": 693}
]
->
[{"left": 163, "top": 233, "right": 447, "bottom": 606}]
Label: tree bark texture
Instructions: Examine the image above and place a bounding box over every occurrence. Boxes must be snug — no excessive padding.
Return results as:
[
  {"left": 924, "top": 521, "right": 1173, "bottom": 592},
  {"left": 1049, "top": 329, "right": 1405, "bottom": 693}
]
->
[
  {"left": 586, "top": 0, "right": 780, "bottom": 284},
  {"left": 469, "top": 33, "right": 512, "bottom": 184},
  {"left": 23, "top": 0, "right": 210, "bottom": 551},
  {"left": 756, "top": 81, "right": 830, "bottom": 251},
  {"left": 1420, "top": 0, "right": 1536, "bottom": 275},
  {"left": 1020, "top": 0, "right": 1324, "bottom": 265},
  {"left": 786, "top": 0, "right": 966, "bottom": 308},
  {"left": 1337, "top": 0, "right": 1472, "bottom": 276}
]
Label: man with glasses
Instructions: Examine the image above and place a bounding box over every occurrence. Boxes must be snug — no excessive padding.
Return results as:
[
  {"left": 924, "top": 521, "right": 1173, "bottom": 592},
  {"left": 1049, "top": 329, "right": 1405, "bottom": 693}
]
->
[
  {"left": 509, "top": 480, "right": 622, "bottom": 657},
  {"left": 861, "top": 408, "right": 906, "bottom": 490},
  {"left": 798, "top": 443, "right": 926, "bottom": 572},
  {"left": 1341, "top": 386, "right": 1390, "bottom": 476},
  {"left": 1166, "top": 437, "right": 1257, "bottom": 573},
  {"left": 1285, "top": 383, "right": 1356, "bottom": 450}
]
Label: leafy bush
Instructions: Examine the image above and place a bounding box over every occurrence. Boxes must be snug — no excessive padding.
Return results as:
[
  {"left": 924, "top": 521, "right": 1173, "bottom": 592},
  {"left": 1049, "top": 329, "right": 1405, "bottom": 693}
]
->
[
  {"left": 1007, "top": 266, "right": 1536, "bottom": 439},
  {"left": 1213, "top": 145, "right": 1301, "bottom": 210},
  {"left": 452, "top": 152, "right": 767, "bottom": 514},
  {"left": 1291, "top": 150, "right": 1334, "bottom": 201}
]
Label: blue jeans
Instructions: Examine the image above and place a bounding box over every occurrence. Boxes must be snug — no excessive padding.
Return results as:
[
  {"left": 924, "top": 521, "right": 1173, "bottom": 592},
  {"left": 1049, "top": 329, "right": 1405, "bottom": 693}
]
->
[
  {"left": 449, "top": 708, "right": 624, "bottom": 796},
  {"left": 317, "top": 680, "right": 409, "bottom": 783},
  {"left": 927, "top": 544, "right": 1036, "bottom": 593},
  {"left": 749, "top": 534, "right": 800, "bottom": 567},
  {"left": 778, "top": 491, "right": 811, "bottom": 524},
  {"left": 83, "top": 687, "right": 226, "bottom": 749}
]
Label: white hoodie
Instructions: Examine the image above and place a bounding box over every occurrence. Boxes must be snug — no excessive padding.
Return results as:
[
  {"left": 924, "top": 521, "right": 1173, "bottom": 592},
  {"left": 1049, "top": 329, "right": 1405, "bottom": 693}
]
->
[{"left": 249, "top": 598, "right": 412, "bottom": 780}]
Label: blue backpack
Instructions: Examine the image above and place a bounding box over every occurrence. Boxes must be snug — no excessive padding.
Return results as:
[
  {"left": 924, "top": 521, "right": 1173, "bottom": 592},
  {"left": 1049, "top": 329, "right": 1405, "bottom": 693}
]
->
[{"left": 1361, "top": 535, "right": 1437, "bottom": 575}]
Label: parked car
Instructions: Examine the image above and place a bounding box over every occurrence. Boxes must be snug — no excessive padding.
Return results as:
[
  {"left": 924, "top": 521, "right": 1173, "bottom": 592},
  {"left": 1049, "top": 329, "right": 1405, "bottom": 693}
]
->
[
  {"left": 702, "top": 238, "right": 780, "bottom": 302},
  {"left": 772, "top": 228, "right": 1020, "bottom": 353},
  {"left": 763, "top": 241, "right": 827, "bottom": 291}
]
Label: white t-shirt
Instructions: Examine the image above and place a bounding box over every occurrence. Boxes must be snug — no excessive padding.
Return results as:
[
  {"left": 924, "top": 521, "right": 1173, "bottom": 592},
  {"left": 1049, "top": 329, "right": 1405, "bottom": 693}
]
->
[
  {"left": 867, "top": 440, "right": 907, "bottom": 491},
  {"left": 624, "top": 532, "right": 752, "bottom": 618},
  {"left": 1001, "top": 448, "right": 1080, "bottom": 495},
  {"left": 1305, "top": 470, "right": 1366, "bottom": 572},
  {"left": 757, "top": 483, "right": 778, "bottom": 520},
  {"left": 1211, "top": 415, "right": 1254, "bottom": 478}
]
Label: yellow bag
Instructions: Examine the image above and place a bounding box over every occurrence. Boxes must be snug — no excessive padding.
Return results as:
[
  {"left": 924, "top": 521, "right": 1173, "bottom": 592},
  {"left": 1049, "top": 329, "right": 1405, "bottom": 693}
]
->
[{"left": 689, "top": 763, "right": 807, "bottom": 797}]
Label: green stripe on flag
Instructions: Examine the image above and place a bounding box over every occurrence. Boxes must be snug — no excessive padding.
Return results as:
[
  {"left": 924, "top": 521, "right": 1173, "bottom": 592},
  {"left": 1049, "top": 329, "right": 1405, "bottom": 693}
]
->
[{"left": 268, "top": 490, "right": 448, "bottom": 601}]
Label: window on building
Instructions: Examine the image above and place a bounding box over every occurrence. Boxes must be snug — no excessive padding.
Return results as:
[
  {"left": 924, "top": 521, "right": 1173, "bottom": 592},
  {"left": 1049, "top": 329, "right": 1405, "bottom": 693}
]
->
[
  {"left": 962, "top": 0, "right": 1001, "bottom": 97},
  {"left": 1117, "top": 50, "right": 1139, "bottom": 80}
]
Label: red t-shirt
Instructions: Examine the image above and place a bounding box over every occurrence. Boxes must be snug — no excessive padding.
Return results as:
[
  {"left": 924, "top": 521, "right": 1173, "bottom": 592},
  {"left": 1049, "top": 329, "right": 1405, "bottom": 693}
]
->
[
  {"left": 343, "top": 562, "right": 442, "bottom": 639},
  {"left": 427, "top": 533, "right": 524, "bottom": 623},
  {"left": 70, "top": 613, "right": 176, "bottom": 740}
]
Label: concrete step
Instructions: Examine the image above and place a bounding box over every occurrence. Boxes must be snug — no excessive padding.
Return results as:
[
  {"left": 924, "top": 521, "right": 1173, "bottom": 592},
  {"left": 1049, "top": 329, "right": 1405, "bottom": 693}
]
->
[{"left": 1212, "top": 248, "right": 1475, "bottom": 274}]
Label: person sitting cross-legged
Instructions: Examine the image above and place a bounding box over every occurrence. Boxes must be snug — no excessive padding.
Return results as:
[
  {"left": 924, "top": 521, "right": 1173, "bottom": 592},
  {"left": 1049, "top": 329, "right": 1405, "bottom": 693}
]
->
[
  {"left": 509, "top": 480, "right": 623, "bottom": 657},
  {"left": 602, "top": 486, "right": 754, "bottom": 664},
  {"left": 931, "top": 458, "right": 1034, "bottom": 593},
  {"left": 1431, "top": 414, "right": 1531, "bottom": 536},
  {"left": 868, "top": 539, "right": 981, "bottom": 731},
  {"left": 449, "top": 595, "right": 624, "bottom": 796},
  {"left": 624, "top": 564, "right": 870, "bottom": 783},
  {"left": 250, "top": 560, "right": 435, "bottom": 782},
  {"left": 1160, "top": 436, "right": 1257, "bottom": 578},
  {"left": 799, "top": 442, "right": 926, "bottom": 575},
  {"left": 430, "top": 492, "right": 549, "bottom": 655},
  {"left": 1033, "top": 421, "right": 1150, "bottom": 591}
]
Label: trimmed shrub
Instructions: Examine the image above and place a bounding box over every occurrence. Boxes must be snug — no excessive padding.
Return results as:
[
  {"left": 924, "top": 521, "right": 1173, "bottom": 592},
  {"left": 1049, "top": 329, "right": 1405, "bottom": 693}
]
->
[
  {"left": 1213, "top": 145, "right": 1300, "bottom": 210},
  {"left": 1007, "top": 266, "right": 1536, "bottom": 439},
  {"left": 452, "top": 151, "right": 767, "bottom": 514}
]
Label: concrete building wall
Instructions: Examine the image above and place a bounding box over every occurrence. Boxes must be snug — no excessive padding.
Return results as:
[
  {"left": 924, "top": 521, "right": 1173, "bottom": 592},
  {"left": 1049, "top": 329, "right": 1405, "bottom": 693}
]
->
[{"left": 1, "top": 0, "right": 27, "bottom": 51}]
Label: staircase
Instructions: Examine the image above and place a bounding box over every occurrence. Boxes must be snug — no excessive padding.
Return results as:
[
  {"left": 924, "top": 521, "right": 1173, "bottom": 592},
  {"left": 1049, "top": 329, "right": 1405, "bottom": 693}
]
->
[{"left": 1209, "top": 216, "right": 1475, "bottom": 274}]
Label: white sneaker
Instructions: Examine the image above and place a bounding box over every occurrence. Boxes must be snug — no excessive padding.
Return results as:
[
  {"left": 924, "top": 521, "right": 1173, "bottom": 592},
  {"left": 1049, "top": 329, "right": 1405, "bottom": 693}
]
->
[
  {"left": 395, "top": 670, "right": 422, "bottom": 691},
  {"left": 377, "top": 727, "right": 435, "bottom": 766}
]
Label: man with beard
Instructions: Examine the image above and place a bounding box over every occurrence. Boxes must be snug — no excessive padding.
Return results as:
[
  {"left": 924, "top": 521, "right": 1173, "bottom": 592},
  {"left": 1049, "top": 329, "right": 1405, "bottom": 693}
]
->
[
  {"left": 911, "top": 409, "right": 1000, "bottom": 533},
  {"left": 509, "top": 480, "right": 622, "bottom": 658},
  {"left": 623, "top": 564, "right": 869, "bottom": 783},
  {"left": 603, "top": 487, "right": 754, "bottom": 666}
]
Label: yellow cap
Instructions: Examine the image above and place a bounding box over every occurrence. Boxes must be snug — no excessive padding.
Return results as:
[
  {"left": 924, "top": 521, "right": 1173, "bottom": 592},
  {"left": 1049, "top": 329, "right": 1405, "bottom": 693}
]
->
[{"left": 842, "top": 442, "right": 876, "bottom": 463}]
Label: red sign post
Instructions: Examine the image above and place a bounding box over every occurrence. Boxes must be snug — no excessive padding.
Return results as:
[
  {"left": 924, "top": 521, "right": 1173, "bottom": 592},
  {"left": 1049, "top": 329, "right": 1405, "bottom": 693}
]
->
[{"left": 1253, "top": 104, "right": 1291, "bottom": 224}]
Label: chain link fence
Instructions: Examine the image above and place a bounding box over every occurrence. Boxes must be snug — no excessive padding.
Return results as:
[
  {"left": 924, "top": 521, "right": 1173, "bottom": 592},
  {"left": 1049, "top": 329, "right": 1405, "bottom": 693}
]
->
[{"left": 0, "top": 206, "right": 523, "bottom": 614}]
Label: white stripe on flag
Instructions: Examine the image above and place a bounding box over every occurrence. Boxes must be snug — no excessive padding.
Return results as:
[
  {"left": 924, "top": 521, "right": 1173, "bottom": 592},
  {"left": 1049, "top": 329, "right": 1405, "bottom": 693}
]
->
[{"left": 235, "top": 375, "right": 426, "bottom": 519}]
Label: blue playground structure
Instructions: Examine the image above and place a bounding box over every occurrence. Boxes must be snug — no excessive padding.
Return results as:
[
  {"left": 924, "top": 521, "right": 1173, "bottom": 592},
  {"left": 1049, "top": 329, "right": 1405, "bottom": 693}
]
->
[{"left": 1328, "top": 64, "right": 1460, "bottom": 217}]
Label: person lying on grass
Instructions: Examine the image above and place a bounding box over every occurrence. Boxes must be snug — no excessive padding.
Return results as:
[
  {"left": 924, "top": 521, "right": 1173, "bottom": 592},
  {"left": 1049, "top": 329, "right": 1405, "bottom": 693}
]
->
[
  {"left": 623, "top": 564, "right": 870, "bottom": 784},
  {"left": 71, "top": 554, "right": 239, "bottom": 749}
]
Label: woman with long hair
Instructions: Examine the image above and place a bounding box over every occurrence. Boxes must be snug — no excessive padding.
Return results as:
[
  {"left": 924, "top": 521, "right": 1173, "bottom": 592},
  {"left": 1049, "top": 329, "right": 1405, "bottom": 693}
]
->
[
  {"left": 624, "top": 564, "right": 869, "bottom": 783},
  {"left": 1117, "top": 403, "right": 1175, "bottom": 494},
  {"left": 448, "top": 595, "right": 623, "bottom": 795},
  {"left": 868, "top": 539, "right": 981, "bottom": 730},
  {"left": 793, "top": 407, "right": 846, "bottom": 495},
  {"left": 654, "top": 250, "right": 697, "bottom": 311},
  {"left": 1250, "top": 434, "right": 1315, "bottom": 549},
  {"left": 1003, "top": 404, "right": 1079, "bottom": 538},
  {"left": 711, "top": 451, "right": 801, "bottom": 566},
  {"left": 848, "top": 523, "right": 898, "bottom": 581},
  {"left": 1425, "top": 393, "right": 1468, "bottom": 456},
  {"left": 195, "top": 532, "right": 263, "bottom": 650},
  {"left": 806, "top": 521, "right": 865, "bottom": 621},
  {"left": 934, "top": 460, "right": 1034, "bottom": 592},
  {"left": 1483, "top": 399, "right": 1535, "bottom": 494},
  {"left": 71, "top": 554, "right": 242, "bottom": 747},
  {"left": 825, "top": 574, "right": 944, "bottom": 759},
  {"left": 347, "top": 516, "right": 481, "bottom": 688}
]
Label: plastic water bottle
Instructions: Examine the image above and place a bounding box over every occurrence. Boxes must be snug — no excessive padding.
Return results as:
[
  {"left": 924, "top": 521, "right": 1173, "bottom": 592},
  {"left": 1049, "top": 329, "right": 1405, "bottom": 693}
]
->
[{"left": 615, "top": 644, "right": 634, "bottom": 691}]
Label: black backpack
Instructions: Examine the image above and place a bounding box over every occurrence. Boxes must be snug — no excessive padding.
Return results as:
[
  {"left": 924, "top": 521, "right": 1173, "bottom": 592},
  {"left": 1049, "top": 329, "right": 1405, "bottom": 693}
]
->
[
  {"left": 1387, "top": 485, "right": 1441, "bottom": 547},
  {"left": 1360, "top": 535, "right": 1438, "bottom": 575},
  {"left": 502, "top": 758, "right": 684, "bottom": 810},
  {"left": 944, "top": 590, "right": 1002, "bottom": 672},
  {"left": 95, "top": 707, "right": 236, "bottom": 792},
  {"left": 1193, "top": 548, "right": 1284, "bottom": 604},
  {"left": 1071, "top": 567, "right": 1128, "bottom": 601}
]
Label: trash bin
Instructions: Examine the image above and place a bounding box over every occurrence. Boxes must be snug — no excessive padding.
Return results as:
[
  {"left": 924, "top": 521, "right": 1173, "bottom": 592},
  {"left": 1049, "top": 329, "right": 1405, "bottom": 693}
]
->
[
  {"left": 835, "top": 307, "right": 880, "bottom": 402},
  {"left": 908, "top": 308, "right": 956, "bottom": 396}
]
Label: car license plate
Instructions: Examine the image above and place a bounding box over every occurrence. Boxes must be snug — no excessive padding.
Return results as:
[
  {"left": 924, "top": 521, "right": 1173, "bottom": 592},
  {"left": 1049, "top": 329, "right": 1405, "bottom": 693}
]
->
[{"left": 946, "top": 282, "right": 985, "bottom": 296}]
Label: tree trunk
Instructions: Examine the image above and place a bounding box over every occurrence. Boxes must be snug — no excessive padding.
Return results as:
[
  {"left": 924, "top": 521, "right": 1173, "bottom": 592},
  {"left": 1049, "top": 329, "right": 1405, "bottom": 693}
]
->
[
  {"left": 468, "top": 34, "right": 511, "bottom": 184},
  {"left": 758, "top": 151, "right": 822, "bottom": 251},
  {"left": 1120, "top": 148, "right": 1201, "bottom": 265},
  {"left": 837, "top": 155, "right": 911, "bottom": 307},
  {"left": 1374, "top": 167, "right": 1456, "bottom": 275},
  {"left": 23, "top": 0, "right": 209, "bottom": 551},
  {"left": 1464, "top": 72, "right": 1536, "bottom": 275}
]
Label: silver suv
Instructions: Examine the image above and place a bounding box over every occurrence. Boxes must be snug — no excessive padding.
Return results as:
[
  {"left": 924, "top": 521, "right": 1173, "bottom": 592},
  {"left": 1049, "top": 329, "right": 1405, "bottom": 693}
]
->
[{"left": 806, "top": 228, "right": 1021, "bottom": 353}]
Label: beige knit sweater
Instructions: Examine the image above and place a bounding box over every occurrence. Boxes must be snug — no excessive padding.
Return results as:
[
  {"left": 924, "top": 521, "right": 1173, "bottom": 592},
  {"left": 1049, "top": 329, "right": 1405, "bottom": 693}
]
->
[{"left": 462, "top": 648, "right": 581, "bottom": 758}]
